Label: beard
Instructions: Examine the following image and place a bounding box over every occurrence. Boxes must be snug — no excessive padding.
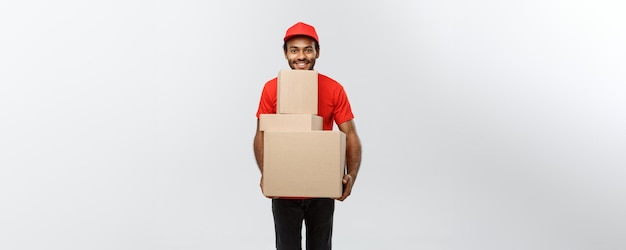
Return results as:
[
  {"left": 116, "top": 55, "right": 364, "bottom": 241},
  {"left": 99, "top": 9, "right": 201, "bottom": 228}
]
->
[{"left": 289, "top": 59, "right": 315, "bottom": 70}]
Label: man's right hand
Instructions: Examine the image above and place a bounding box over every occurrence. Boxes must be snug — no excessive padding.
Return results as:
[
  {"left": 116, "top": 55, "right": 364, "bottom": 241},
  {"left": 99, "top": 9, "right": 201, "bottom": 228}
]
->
[{"left": 260, "top": 175, "right": 278, "bottom": 199}]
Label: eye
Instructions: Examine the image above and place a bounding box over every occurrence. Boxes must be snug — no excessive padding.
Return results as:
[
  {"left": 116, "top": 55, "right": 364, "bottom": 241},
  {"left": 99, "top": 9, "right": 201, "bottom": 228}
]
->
[
  {"left": 305, "top": 48, "right": 313, "bottom": 53},
  {"left": 290, "top": 49, "right": 297, "bottom": 53}
]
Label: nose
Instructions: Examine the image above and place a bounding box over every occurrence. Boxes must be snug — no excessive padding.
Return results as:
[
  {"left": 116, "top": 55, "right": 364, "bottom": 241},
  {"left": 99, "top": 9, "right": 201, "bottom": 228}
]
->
[{"left": 297, "top": 50, "right": 306, "bottom": 60}]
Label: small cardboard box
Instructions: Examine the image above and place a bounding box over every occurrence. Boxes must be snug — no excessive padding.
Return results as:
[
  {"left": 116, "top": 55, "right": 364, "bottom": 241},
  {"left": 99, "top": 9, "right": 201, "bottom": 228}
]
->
[
  {"left": 263, "top": 131, "right": 346, "bottom": 198},
  {"left": 277, "top": 69, "right": 318, "bottom": 114},
  {"left": 259, "top": 114, "right": 323, "bottom": 131}
]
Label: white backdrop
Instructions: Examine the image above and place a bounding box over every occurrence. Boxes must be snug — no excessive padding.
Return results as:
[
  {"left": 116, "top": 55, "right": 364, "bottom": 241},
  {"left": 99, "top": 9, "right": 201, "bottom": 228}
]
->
[{"left": 1, "top": 1, "right": 625, "bottom": 249}]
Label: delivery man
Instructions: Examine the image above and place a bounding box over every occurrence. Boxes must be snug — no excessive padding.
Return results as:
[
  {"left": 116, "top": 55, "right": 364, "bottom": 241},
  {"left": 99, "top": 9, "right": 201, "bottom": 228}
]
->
[{"left": 254, "top": 22, "right": 362, "bottom": 250}]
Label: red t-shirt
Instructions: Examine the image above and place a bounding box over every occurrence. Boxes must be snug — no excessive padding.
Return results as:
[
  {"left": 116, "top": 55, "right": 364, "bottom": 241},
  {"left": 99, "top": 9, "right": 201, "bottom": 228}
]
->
[{"left": 256, "top": 73, "right": 354, "bottom": 129}]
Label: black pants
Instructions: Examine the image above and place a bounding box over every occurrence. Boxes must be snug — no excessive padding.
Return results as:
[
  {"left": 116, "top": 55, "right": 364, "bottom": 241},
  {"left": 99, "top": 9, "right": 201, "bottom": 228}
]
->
[{"left": 272, "top": 198, "right": 335, "bottom": 250}]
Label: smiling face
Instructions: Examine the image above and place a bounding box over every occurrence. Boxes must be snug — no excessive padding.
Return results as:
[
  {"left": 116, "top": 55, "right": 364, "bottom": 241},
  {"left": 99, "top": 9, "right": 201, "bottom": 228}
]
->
[{"left": 284, "top": 36, "right": 320, "bottom": 70}]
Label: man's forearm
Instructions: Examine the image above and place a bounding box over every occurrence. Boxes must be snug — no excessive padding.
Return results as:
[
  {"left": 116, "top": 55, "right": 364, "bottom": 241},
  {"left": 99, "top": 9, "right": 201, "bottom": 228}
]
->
[
  {"left": 345, "top": 132, "right": 361, "bottom": 180},
  {"left": 254, "top": 121, "right": 264, "bottom": 173}
]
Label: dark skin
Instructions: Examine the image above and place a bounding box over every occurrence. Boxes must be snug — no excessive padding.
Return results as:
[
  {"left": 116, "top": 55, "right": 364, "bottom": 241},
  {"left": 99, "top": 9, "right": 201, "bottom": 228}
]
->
[{"left": 254, "top": 36, "right": 362, "bottom": 201}]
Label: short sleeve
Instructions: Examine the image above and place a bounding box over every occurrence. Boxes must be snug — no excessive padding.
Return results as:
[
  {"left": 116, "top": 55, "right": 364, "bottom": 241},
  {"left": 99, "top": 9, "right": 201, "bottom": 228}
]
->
[
  {"left": 255, "top": 78, "right": 278, "bottom": 118},
  {"left": 333, "top": 86, "right": 354, "bottom": 125}
]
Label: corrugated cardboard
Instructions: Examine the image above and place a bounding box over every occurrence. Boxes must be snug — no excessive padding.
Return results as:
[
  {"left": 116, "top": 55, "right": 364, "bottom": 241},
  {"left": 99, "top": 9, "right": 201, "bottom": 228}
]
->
[
  {"left": 259, "top": 114, "right": 323, "bottom": 131},
  {"left": 277, "top": 69, "right": 318, "bottom": 114},
  {"left": 263, "top": 131, "right": 346, "bottom": 198}
]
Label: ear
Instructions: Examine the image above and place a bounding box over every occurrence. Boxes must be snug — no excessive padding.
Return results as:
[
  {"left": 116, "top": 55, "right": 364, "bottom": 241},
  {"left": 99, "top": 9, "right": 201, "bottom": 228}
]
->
[{"left": 315, "top": 48, "right": 320, "bottom": 59}]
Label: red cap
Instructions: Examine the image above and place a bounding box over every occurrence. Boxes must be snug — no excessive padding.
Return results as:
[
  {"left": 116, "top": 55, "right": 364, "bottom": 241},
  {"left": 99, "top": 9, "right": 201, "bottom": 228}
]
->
[{"left": 283, "top": 22, "right": 319, "bottom": 43}]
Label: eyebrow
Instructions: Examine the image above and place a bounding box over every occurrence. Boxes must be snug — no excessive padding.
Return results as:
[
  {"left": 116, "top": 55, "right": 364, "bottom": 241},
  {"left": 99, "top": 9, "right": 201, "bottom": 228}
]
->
[{"left": 289, "top": 46, "right": 314, "bottom": 49}]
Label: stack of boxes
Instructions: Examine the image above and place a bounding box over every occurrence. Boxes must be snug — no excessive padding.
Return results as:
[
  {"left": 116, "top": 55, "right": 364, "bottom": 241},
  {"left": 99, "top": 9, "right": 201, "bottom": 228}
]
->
[{"left": 260, "top": 69, "right": 346, "bottom": 198}]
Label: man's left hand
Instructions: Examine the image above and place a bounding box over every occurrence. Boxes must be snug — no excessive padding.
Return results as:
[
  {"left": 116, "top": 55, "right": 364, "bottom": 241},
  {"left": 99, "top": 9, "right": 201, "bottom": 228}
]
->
[{"left": 336, "top": 174, "right": 354, "bottom": 201}]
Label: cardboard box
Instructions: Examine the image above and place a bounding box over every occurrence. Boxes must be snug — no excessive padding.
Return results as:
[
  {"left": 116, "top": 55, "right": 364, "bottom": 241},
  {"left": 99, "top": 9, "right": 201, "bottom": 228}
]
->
[
  {"left": 277, "top": 69, "right": 318, "bottom": 114},
  {"left": 263, "top": 131, "right": 346, "bottom": 198},
  {"left": 259, "top": 114, "right": 323, "bottom": 131}
]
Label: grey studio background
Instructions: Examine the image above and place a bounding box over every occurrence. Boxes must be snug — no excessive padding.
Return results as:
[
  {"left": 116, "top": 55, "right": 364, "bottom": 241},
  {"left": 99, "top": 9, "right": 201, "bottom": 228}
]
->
[{"left": 1, "top": 1, "right": 625, "bottom": 250}]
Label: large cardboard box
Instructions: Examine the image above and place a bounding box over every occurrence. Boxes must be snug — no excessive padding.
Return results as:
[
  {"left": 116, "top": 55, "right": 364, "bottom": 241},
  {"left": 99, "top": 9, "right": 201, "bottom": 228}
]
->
[
  {"left": 259, "top": 114, "right": 323, "bottom": 131},
  {"left": 277, "top": 69, "right": 318, "bottom": 114},
  {"left": 263, "top": 131, "right": 346, "bottom": 198}
]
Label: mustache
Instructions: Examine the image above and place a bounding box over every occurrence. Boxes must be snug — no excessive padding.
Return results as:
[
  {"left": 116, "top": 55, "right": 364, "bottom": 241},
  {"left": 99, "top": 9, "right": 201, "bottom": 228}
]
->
[{"left": 292, "top": 59, "right": 311, "bottom": 63}]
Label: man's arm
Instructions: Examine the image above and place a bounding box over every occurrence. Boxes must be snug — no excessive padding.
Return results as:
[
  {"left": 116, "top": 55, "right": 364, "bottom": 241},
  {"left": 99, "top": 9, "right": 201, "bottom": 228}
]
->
[
  {"left": 254, "top": 119, "right": 269, "bottom": 195},
  {"left": 337, "top": 119, "right": 362, "bottom": 201},
  {"left": 253, "top": 119, "right": 264, "bottom": 173}
]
